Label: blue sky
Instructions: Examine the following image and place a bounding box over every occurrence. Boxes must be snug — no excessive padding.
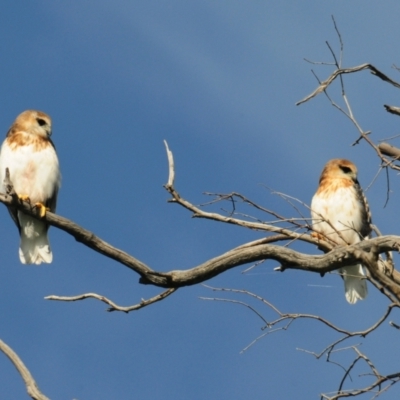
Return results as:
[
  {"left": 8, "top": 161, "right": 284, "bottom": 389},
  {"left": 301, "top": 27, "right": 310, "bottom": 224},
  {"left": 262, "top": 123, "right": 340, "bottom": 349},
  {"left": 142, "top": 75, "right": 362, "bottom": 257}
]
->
[{"left": 1, "top": 1, "right": 400, "bottom": 399}]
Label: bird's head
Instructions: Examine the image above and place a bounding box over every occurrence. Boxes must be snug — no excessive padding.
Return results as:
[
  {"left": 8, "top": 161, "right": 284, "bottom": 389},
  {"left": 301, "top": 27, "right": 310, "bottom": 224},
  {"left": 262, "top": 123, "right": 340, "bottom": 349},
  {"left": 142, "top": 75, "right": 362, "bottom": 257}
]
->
[
  {"left": 319, "top": 158, "right": 358, "bottom": 183},
  {"left": 13, "top": 110, "right": 52, "bottom": 138}
]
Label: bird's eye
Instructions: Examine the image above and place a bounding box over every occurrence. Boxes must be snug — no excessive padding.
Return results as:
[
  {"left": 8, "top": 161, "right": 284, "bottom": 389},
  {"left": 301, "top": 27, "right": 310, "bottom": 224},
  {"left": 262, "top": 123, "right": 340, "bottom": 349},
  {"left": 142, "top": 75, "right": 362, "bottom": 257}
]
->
[
  {"left": 36, "top": 118, "right": 46, "bottom": 126},
  {"left": 340, "top": 165, "right": 352, "bottom": 174}
]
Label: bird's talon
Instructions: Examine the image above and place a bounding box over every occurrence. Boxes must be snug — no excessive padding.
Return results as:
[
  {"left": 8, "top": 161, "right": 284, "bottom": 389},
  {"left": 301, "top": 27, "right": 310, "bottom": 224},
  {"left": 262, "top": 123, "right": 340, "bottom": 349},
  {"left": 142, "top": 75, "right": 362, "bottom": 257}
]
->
[
  {"left": 34, "top": 202, "right": 49, "bottom": 218},
  {"left": 18, "top": 194, "right": 31, "bottom": 203},
  {"left": 311, "top": 232, "right": 324, "bottom": 241}
]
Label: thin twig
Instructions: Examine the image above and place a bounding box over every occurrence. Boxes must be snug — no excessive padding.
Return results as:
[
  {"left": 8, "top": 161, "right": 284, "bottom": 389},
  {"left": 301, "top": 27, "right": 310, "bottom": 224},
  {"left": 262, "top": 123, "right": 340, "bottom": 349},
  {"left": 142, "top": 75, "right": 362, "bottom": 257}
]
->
[
  {"left": 45, "top": 288, "right": 177, "bottom": 313},
  {"left": 297, "top": 63, "right": 400, "bottom": 106}
]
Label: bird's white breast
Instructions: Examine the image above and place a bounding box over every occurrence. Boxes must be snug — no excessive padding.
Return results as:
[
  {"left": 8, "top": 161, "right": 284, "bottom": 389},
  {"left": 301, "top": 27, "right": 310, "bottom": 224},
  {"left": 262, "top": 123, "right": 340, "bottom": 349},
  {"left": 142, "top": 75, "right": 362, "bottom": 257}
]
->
[
  {"left": 311, "top": 186, "right": 363, "bottom": 245},
  {"left": 0, "top": 141, "right": 60, "bottom": 203}
]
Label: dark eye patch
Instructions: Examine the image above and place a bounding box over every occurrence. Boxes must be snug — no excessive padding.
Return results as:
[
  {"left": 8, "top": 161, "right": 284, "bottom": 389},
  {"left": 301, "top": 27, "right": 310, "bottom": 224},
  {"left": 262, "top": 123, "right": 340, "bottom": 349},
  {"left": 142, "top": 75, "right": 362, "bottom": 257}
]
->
[
  {"left": 36, "top": 118, "right": 46, "bottom": 126},
  {"left": 340, "top": 165, "right": 352, "bottom": 174}
]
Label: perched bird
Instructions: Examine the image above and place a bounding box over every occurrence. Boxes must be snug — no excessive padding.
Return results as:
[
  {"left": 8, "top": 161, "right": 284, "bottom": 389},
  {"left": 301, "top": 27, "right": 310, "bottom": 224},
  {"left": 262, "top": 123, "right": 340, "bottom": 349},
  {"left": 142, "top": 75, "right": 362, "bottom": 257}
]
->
[
  {"left": 0, "top": 110, "right": 61, "bottom": 264},
  {"left": 311, "top": 159, "right": 371, "bottom": 304}
]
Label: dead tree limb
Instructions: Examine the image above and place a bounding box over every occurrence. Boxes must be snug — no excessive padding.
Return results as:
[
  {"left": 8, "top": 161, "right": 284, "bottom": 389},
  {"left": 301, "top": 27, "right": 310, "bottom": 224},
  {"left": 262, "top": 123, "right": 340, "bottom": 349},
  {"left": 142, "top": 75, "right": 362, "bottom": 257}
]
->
[
  {"left": 296, "top": 63, "right": 400, "bottom": 106},
  {"left": 1, "top": 145, "right": 400, "bottom": 301},
  {"left": 45, "top": 288, "right": 177, "bottom": 313},
  {"left": 0, "top": 339, "right": 50, "bottom": 400}
]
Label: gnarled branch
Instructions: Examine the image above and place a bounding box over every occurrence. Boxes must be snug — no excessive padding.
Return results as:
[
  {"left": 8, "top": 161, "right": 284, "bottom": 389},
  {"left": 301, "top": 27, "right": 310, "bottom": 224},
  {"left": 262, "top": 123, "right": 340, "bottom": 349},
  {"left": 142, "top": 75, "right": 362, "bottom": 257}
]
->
[{"left": 1, "top": 145, "right": 400, "bottom": 302}]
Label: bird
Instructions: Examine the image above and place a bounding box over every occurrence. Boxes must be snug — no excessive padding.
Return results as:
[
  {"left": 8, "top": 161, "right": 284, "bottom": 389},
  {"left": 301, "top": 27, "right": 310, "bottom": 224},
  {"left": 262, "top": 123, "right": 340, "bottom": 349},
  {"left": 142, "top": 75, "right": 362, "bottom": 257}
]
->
[
  {"left": 310, "top": 159, "right": 371, "bottom": 304},
  {"left": 0, "top": 110, "right": 61, "bottom": 264}
]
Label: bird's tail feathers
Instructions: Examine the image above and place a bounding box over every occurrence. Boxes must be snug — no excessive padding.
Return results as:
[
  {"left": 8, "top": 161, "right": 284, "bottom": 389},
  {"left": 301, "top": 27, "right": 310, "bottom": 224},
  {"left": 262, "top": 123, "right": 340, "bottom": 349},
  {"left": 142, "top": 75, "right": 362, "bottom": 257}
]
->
[
  {"left": 18, "top": 214, "right": 52, "bottom": 265},
  {"left": 341, "top": 264, "right": 368, "bottom": 304}
]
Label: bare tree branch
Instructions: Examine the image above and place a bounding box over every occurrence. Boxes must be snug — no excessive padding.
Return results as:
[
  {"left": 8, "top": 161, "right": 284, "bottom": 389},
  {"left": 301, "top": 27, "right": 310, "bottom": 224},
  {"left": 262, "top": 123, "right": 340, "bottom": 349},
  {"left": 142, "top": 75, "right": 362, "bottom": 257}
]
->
[
  {"left": 296, "top": 63, "right": 400, "bottom": 106},
  {"left": 0, "top": 339, "right": 50, "bottom": 400},
  {"left": 202, "top": 285, "right": 400, "bottom": 399},
  {"left": 202, "top": 285, "right": 398, "bottom": 355},
  {"left": 384, "top": 104, "right": 400, "bottom": 116},
  {"left": 321, "top": 347, "right": 400, "bottom": 399},
  {"left": 296, "top": 22, "right": 400, "bottom": 182},
  {"left": 378, "top": 142, "right": 400, "bottom": 160},
  {"left": 45, "top": 288, "right": 177, "bottom": 313},
  {"left": 1, "top": 150, "right": 400, "bottom": 297},
  {"left": 163, "top": 139, "right": 175, "bottom": 187}
]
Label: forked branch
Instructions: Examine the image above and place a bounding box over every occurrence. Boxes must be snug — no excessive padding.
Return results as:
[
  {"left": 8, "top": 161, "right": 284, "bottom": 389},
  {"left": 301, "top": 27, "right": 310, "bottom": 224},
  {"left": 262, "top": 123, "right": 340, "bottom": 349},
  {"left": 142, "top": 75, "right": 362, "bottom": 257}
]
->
[
  {"left": 201, "top": 286, "right": 400, "bottom": 399},
  {"left": 296, "top": 63, "right": 400, "bottom": 106},
  {"left": 1, "top": 145, "right": 400, "bottom": 301},
  {"left": 297, "top": 19, "right": 400, "bottom": 174}
]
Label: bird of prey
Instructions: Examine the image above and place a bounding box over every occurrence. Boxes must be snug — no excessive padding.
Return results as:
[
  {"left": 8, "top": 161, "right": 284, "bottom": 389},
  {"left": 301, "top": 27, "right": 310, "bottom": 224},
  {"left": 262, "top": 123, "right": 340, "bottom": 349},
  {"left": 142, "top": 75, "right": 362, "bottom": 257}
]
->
[
  {"left": 0, "top": 110, "right": 61, "bottom": 264},
  {"left": 311, "top": 159, "right": 371, "bottom": 304}
]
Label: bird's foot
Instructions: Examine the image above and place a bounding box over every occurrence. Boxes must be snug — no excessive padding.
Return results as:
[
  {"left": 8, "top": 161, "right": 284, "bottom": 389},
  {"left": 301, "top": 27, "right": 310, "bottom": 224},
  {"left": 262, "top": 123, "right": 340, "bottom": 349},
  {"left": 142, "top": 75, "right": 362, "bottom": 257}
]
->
[
  {"left": 34, "top": 202, "right": 49, "bottom": 218},
  {"left": 311, "top": 232, "right": 325, "bottom": 241},
  {"left": 18, "top": 194, "right": 31, "bottom": 203}
]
